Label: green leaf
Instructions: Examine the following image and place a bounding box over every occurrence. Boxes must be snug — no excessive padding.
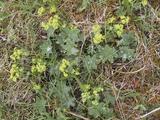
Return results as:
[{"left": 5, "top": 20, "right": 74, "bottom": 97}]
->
[
  {"left": 0, "top": 105, "right": 3, "bottom": 119},
  {"left": 0, "top": 1, "right": 4, "bottom": 9},
  {"left": 78, "top": 0, "right": 91, "bottom": 12},
  {"left": 52, "top": 81, "right": 75, "bottom": 108},
  {"left": 134, "top": 104, "right": 147, "bottom": 111},
  {"left": 88, "top": 106, "right": 100, "bottom": 118},
  {"left": 98, "top": 45, "right": 118, "bottom": 63},
  {"left": 64, "top": 27, "right": 80, "bottom": 42},
  {"left": 118, "top": 47, "right": 135, "bottom": 61},
  {"left": 118, "top": 32, "right": 136, "bottom": 47},
  {"left": 88, "top": 103, "right": 112, "bottom": 119},
  {"left": 56, "top": 28, "right": 81, "bottom": 55},
  {"left": 40, "top": 40, "right": 52, "bottom": 57},
  {"left": 83, "top": 55, "right": 98, "bottom": 72},
  {"left": 34, "top": 96, "right": 47, "bottom": 113},
  {"left": 62, "top": 38, "right": 79, "bottom": 55},
  {"left": 0, "top": 13, "right": 10, "bottom": 21},
  {"left": 80, "top": 84, "right": 91, "bottom": 92},
  {"left": 56, "top": 108, "right": 69, "bottom": 120}
]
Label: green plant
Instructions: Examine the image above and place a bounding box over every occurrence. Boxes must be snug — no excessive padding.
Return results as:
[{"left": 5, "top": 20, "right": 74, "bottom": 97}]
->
[
  {"left": 2, "top": 0, "right": 158, "bottom": 119},
  {"left": 80, "top": 84, "right": 115, "bottom": 119}
]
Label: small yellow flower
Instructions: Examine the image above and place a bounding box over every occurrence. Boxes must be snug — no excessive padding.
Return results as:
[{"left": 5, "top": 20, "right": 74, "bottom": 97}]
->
[
  {"left": 50, "top": 5, "right": 57, "bottom": 13},
  {"left": 93, "top": 33, "right": 105, "bottom": 44},
  {"left": 71, "top": 69, "right": 80, "bottom": 75},
  {"left": 49, "top": 15, "right": 60, "bottom": 29},
  {"left": 38, "top": 7, "right": 45, "bottom": 16},
  {"left": 31, "top": 58, "right": 46, "bottom": 74},
  {"left": 9, "top": 64, "right": 23, "bottom": 82},
  {"left": 32, "top": 82, "right": 41, "bottom": 91},
  {"left": 92, "top": 100, "right": 99, "bottom": 106},
  {"left": 142, "top": 0, "right": 147, "bottom": 6},
  {"left": 59, "top": 59, "right": 70, "bottom": 77},
  {"left": 63, "top": 72, "right": 69, "bottom": 77},
  {"left": 114, "top": 24, "right": 124, "bottom": 37},
  {"left": 120, "top": 16, "right": 130, "bottom": 24},
  {"left": 62, "top": 59, "right": 70, "bottom": 66},
  {"left": 41, "top": 22, "right": 49, "bottom": 30},
  {"left": 107, "top": 16, "right": 116, "bottom": 24},
  {"left": 10, "top": 48, "right": 28, "bottom": 61},
  {"left": 42, "top": 15, "right": 61, "bottom": 30},
  {"left": 81, "top": 92, "right": 91, "bottom": 103}
]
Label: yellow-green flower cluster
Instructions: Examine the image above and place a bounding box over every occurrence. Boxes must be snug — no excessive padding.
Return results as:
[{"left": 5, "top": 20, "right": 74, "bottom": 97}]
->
[
  {"left": 31, "top": 58, "right": 46, "bottom": 74},
  {"left": 38, "top": 5, "right": 56, "bottom": 16},
  {"left": 91, "top": 87, "right": 103, "bottom": 106},
  {"left": 120, "top": 16, "right": 130, "bottom": 25},
  {"left": 32, "top": 82, "right": 41, "bottom": 91},
  {"left": 106, "top": 15, "right": 130, "bottom": 37},
  {"left": 93, "top": 87, "right": 104, "bottom": 96},
  {"left": 59, "top": 59, "right": 70, "bottom": 77},
  {"left": 50, "top": 5, "right": 57, "bottom": 13},
  {"left": 82, "top": 92, "right": 91, "bottom": 103},
  {"left": 107, "top": 15, "right": 130, "bottom": 25},
  {"left": 9, "top": 48, "right": 28, "bottom": 82},
  {"left": 38, "top": 7, "right": 45, "bottom": 16},
  {"left": 41, "top": 15, "right": 61, "bottom": 30},
  {"left": 92, "top": 24, "right": 105, "bottom": 44},
  {"left": 114, "top": 24, "right": 124, "bottom": 37},
  {"left": 10, "top": 48, "right": 28, "bottom": 61},
  {"left": 106, "top": 16, "right": 116, "bottom": 24},
  {"left": 81, "top": 84, "right": 103, "bottom": 106},
  {"left": 59, "top": 59, "right": 80, "bottom": 77},
  {"left": 142, "top": 0, "right": 147, "bottom": 6},
  {"left": 71, "top": 68, "right": 80, "bottom": 76},
  {"left": 9, "top": 64, "right": 23, "bottom": 82},
  {"left": 81, "top": 84, "right": 91, "bottom": 103},
  {"left": 114, "top": 16, "right": 129, "bottom": 37},
  {"left": 92, "top": 24, "right": 101, "bottom": 33}
]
